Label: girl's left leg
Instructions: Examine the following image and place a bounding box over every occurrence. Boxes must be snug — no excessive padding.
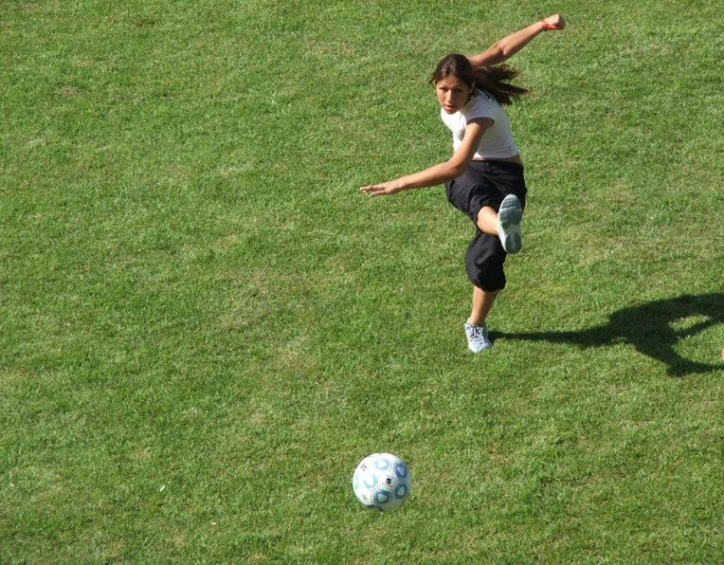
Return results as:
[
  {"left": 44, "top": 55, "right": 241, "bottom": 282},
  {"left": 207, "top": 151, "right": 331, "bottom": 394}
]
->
[
  {"left": 475, "top": 206, "right": 499, "bottom": 236},
  {"left": 476, "top": 196, "right": 524, "bottom": 254}
]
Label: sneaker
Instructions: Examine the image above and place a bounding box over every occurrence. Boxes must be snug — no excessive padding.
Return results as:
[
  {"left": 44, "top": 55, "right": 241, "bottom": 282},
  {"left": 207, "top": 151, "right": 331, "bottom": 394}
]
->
[
  {"left": 464, "top": 322, "right": 492, "bottom": 353},
  {"left": 497, "top": 194, "right": 523, "bottom": 254}
]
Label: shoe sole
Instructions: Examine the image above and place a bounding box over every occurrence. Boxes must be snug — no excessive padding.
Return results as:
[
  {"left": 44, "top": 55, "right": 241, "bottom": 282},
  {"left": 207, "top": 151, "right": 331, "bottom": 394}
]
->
[
  {"left": 468, "top": 342, "right": 492, "bottom": 353},
  {"left": 498, "top": 195, "right": 523, "bottom": 254}
]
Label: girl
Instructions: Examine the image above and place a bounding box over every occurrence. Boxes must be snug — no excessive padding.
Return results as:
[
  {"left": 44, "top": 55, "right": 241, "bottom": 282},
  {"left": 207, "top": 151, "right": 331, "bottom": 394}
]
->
[{"left": 361, "top": 14, "right": 566, "bottom": 353}]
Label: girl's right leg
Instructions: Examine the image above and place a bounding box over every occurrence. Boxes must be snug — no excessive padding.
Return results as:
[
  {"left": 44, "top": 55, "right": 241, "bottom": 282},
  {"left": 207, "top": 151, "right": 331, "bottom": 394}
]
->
[
  {"left": 464, "top": 286, "right": 498, "bottom": 353},
  {"left": 468, "top": 285, "right": 498, "bottom": 326}
]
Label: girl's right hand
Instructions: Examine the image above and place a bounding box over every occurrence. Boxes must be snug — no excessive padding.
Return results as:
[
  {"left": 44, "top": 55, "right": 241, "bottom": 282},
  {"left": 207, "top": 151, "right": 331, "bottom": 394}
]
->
[{"left": 360, "top": 181, "right": 404, "bottom": 196}]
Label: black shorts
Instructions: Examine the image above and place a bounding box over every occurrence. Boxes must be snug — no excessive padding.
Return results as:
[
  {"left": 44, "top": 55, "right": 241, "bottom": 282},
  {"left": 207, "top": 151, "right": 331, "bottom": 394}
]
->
[{"left": 445, "top": 160, "right": 527, "bottom": 292}]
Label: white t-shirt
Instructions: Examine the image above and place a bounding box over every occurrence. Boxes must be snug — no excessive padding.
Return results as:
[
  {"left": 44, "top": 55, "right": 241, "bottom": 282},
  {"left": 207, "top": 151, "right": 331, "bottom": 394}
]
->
[{"left": 439, "top": 90, "right": 519, "bottom": 160}]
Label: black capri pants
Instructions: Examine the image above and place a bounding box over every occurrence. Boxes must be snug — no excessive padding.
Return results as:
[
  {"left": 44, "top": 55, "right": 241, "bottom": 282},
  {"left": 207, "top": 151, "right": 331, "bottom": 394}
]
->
[{"left": 445, "top": 160, "right": 527, "bottom": 292}]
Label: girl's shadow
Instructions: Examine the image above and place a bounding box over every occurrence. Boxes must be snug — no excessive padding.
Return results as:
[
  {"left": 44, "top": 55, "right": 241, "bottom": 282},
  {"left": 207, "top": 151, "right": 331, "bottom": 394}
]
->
[{"left": 494, "top": 293, "right": 723, "bottom": 376}]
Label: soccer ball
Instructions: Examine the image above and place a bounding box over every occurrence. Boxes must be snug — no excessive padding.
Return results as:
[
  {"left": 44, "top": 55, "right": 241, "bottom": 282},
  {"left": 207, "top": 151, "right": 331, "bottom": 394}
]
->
[{"left": 352, "top": 452, "right": 411, "bottom": 511}]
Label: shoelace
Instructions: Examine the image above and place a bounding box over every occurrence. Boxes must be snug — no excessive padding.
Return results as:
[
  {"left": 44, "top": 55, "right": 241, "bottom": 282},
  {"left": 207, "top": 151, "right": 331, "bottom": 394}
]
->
[{"left": 468, "top": 325, "right": 486, "bottom": 340}]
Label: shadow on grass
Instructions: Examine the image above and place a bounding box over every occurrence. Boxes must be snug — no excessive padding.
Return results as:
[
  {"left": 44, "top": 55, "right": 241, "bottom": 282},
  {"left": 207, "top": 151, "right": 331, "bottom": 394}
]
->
[{"left": 494, "top": 293, "right": 724, "bottom": 377}]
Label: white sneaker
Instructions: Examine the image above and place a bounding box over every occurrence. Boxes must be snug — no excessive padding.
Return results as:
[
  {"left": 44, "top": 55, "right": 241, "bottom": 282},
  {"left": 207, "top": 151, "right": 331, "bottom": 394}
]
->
[
  {"left": 464, "top": 322, "right": 492, "bottom": 353},
  {"left": 497, "top": 194, "right": 523, "bottom": 254}
]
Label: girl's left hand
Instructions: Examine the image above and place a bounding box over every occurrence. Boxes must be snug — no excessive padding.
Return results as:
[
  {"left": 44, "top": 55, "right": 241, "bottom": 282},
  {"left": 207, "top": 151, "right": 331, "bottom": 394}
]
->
[
  {"left": 360, "top": 182, "right": 404, "bottom": 196},
  {"left": 542, "top": 14, "right": 565, "bottom": 30}
]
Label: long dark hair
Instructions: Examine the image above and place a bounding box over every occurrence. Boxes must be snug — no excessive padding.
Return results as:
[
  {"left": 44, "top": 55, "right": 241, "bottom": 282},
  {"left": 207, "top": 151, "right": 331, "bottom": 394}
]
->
[{"left": 430, "top": 53, "right": 529, "bottom": 105}]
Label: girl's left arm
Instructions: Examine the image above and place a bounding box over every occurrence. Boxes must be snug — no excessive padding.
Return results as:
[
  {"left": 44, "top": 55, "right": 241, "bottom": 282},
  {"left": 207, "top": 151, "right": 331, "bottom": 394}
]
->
[
  {"left": 468, "top": 14, "right": 566, "bottom": 67},
  {"left": 360, "top": 119, "right": 491, "bottom": 196}
]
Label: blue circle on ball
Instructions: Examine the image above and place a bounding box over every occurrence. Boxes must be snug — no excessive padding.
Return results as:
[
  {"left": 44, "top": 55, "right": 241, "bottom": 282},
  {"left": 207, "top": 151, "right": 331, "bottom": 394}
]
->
[{"left": 374, "top": 458, "right": 391, "bottom": 471}]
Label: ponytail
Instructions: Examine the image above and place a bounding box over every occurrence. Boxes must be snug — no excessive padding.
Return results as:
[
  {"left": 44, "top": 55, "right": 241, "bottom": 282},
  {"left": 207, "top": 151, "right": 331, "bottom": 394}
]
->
[{"left": 471, "top": 65, "right": 529, "bottom": 105}]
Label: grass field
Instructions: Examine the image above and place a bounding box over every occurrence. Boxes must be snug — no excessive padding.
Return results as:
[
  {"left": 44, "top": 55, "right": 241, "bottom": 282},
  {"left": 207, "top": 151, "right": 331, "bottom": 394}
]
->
[{"left": 1, "top": 0, "right": 722, "bottom": 563}]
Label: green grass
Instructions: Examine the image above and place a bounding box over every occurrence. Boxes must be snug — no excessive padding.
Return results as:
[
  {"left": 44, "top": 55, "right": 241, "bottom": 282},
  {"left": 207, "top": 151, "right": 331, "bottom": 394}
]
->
[{"left": 1, "top": 0, "right": 722, "bottom": 563}]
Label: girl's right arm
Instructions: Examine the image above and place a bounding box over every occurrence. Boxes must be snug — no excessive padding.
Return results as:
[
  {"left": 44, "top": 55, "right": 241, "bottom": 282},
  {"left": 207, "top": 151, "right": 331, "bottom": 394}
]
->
[
  {"left": 467, "top": 14, "right": 565, "bottom": 67},
  {"left": 360, "top": 118, "right": 491, "bottom": 196}
]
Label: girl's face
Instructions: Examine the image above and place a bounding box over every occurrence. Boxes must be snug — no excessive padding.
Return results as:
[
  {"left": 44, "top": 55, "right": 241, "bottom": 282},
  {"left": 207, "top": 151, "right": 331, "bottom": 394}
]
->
[{"left": 435, "top": 75, "right": 474, "bottom": 114}]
